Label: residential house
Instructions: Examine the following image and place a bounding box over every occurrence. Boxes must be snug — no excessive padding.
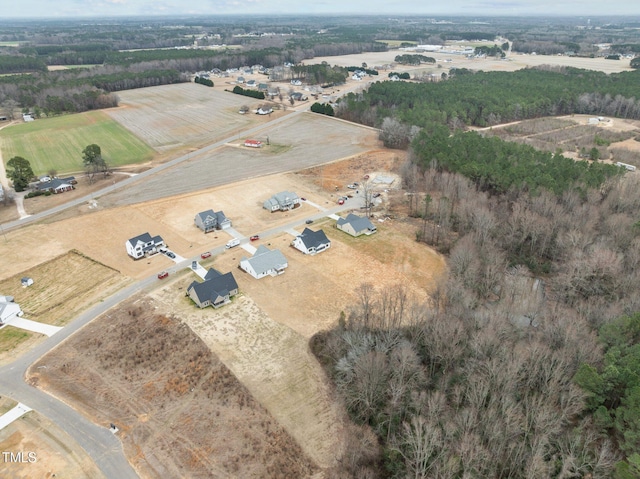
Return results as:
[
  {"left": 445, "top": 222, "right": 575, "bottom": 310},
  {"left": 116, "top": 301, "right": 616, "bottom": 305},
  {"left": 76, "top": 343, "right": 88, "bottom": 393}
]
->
[
  {"left": 194, "top": 209, "right": 231, "bottom": 233},
  {"left": 256, "top": 106, "right": 273, "bottom": 115},
  {"left": 336, "top": 213, "right": 377, "bottom": 237},
  {"left": 239, "top": 245, "right": 288, "bottom": 279},
  {"left": 37, "top": 177, "right": 76, "bottom": 194},
  {"left": 0, "top": 295, "right": 22, "bottom": 325},
  {"left": 290, "top": 92, "right": 308, "bottom": 101},
  {"left": 0, "top": 183, "right": 3, "bottom": 201},
  {"left": 258, "top": 83, "right": 269, "bottom": 91},
  {"left": 125, "top": 232, "right": 166, "bottom": 259},
  {"left": 246, "top": 79, "right": 256, "bottom": 87},
  {"left": 291, "top": 79, "right": 302, "bottom": 86},
  {"left": 263, "top": 191, "right": 300, "bottom": 212},
  {"left": 291, "top": 228, "right": 331, "bottom": 255},
  {"left": 187, "top": 269, "right": 239, "bottom": 308},
  {"left": 237, "top": 76, "right": 245, "bottom": 84}
]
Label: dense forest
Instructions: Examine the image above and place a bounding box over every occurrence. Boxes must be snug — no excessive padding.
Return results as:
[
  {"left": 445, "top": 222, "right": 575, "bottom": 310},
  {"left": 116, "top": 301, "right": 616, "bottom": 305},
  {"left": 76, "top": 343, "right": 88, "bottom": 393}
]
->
[{"left": 313, "top": 164, "right": 640, "bottom": 478}]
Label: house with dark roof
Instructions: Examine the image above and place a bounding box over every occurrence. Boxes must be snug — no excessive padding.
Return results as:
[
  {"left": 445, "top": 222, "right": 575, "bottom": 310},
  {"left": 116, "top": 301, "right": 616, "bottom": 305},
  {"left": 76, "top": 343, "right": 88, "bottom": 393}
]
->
[
  {"left": 187, "top": 269, "right": 239, "bottom": 308},
  {"left": 291, "top": 228, "right": 331, "bottom": 255},
  {"left": 239, "top": 245, "right": 288, "bottom": 279},
  {"left": 125, "top": 232, "right": 166, "bottom": 259},
  {"left": 194, "top": 209, "right": 231, "bottom": 233},
  {"left": 263, "top": 191, "right": 300, "bottom": 212},
  {"left": 336, "top": 213, "right": 377, "bottom": 237},
  {"left": 36, "top": 177, "right": 76, "bottom": 194}
]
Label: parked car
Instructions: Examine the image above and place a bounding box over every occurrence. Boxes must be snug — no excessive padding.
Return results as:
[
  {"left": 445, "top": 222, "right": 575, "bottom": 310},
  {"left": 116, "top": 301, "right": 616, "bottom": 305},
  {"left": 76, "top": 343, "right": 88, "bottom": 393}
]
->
[
  {"left": 338, "top": 198, "right": 345, "bottom": 205},
  {"left": 305, "top": 219, "right": 313, "bottom": 224},
  {"left": 157, "top": 271, "right": 169, "bottom": 279},
  {"left": 363, "top": 174, "right": 370, "bottom": 180},
  {"left": 225, "top": 238, "right": 240, "bottom": 249},
  {"left": 200, "top": 251, "right": 212, "bottom": 259},
  {"left": 373, "top": 192, "right": 381, "bottom": 198},
  {"left": 250, "top": 235, "right": 260, "bottom": 241},
  {"left": 347, "top": 184, "right": 357, "bottom": 189},
  {"left": 165, "top": 251, "right": 176, "bottom": 259}
]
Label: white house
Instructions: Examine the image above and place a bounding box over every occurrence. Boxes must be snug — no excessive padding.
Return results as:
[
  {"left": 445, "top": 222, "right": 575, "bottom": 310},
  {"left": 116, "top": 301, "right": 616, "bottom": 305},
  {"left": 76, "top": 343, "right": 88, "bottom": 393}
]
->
[
  {"left": 125, "top": 233, "right": 166, "bottom": 259},
  {"left": 0, "top": 295, "right": 22, "bottom": 325},
  {"left": 291, "top": 228, "right": 331, "bottom": 255},
  {"left": 336, "top": 213, "right": 377, "bottom": 237},
  {"left": 263, "top": 191, "right": 300, "bottom": 212},
  {"left": 239, "top": 245, "right": 288, "bottom": 279}
]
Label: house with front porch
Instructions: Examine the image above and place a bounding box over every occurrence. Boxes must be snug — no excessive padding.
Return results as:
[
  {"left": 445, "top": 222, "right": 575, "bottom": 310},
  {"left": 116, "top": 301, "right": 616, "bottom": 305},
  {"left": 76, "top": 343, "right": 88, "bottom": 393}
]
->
[{"left": 187, "top": 269, "right": 239, "bottom": 308}]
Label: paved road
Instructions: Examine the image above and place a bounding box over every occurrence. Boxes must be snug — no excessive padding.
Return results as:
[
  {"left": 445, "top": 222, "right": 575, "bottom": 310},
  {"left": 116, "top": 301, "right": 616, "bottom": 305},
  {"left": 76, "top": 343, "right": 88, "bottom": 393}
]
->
[{"left": 0, "top": 96, "right": 374, "bottom": 477}]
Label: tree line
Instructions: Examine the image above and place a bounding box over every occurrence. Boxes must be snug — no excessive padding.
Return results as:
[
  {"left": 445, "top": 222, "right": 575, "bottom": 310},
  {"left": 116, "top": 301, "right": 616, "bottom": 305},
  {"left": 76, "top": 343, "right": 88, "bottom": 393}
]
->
[{"left": 312, "top": 161, "right": 640, "bottom": 478}]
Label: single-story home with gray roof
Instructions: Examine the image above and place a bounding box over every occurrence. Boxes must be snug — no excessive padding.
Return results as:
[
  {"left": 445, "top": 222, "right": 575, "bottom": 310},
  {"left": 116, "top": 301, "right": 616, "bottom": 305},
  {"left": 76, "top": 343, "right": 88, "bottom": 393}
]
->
[
  {"left": 336, "top": 213, "right": 377, "bottom": 237},
  {"left": 187, "top": 269, "right": 239, "bottom": 308},
  {"left": 291, "top": 228, "right": 331, "bottom": 255},
  {"left": 239, "top": 245, "right": 288, "bottom": 279}
]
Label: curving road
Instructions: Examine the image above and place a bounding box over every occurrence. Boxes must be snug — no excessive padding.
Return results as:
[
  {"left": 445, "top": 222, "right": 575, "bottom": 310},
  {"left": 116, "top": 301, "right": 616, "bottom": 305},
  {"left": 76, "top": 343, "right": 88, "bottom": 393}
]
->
[{"left": 0, "top": 101, "right": 375, "bottom": 477}]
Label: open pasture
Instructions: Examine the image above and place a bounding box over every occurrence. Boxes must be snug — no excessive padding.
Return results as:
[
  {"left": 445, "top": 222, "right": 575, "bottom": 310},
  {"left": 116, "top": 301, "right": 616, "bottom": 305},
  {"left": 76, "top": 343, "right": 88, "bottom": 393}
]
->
[
  {"left": 107, "top": 83, "right": 271, "bottom": 152},
  {"left": 0, "top": 110, "right": 154, "bottom": 175}
]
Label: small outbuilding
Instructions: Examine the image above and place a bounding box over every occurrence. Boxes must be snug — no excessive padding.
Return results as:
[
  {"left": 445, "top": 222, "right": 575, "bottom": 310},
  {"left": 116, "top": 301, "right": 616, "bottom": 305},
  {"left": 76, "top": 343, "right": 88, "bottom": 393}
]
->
[
  {"left": 21, "top": 277, "right": 34, "bottom": 287},
  {"left": 244, "top": 139, "right": 263, "bottom": 148}
]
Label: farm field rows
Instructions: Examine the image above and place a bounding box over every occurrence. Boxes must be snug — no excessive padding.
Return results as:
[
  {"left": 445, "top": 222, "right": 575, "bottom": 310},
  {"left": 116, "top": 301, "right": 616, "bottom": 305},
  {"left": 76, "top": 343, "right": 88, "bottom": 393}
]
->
[
  {"left": 107, "top": 83, "right": 273, "bottom": 152},
  {"left": 0, "top": 110, "right": 154, "bottom": 176}
]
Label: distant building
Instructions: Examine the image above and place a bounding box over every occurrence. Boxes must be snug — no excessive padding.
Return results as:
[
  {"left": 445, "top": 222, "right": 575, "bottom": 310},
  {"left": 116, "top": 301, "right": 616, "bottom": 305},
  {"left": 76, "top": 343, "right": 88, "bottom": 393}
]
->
[
  {"left": 36, "top": 176, "right": 76, "bottom": 194},
  {"left": 244, "top": 139, "right": 263, "bottom": 148}
]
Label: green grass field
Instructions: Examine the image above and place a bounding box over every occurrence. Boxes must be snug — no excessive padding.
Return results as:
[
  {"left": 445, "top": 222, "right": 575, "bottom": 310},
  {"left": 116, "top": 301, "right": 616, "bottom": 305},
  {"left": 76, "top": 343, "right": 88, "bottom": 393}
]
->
[{"left": 0, "top": 110, "right": 155, "bottom": 175}]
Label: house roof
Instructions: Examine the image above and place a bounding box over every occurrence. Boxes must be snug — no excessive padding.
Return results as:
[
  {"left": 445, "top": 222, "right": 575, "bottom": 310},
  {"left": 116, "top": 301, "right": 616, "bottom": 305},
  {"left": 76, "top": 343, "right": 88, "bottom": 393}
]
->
[
  {"left": 337, "top": 213, "right": 375, "bottom": 233},
  {"left": 128, "top": 232, "right": 153, "bottom": 245},
  {"left": 242, "top": 246, "right": 287, "bottom": 275},
  {"left": 36, "top": 177, "right": 75, "bottom": 191},
  {"left": 297, "top": 228, "right": 330, "bottom": 249},
  {"left": 196, "top": 209, "right": 217, "bottom": 225},
  {"left": 188, "top": 270, "right": 238, "bottom": 304}
]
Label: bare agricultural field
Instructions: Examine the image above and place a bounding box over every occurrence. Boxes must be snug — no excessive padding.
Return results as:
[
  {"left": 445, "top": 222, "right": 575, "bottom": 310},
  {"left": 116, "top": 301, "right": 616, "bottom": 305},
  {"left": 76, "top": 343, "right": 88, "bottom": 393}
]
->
[
  {"left": 107, "top": 83, "right": 274, "bottom": 152},
  {"left": 29, "top": 294, "right": 317, "bottom": 479},
  {"left": 98, "top": 112, "right": 380, "bottom": 208},
  {"left": 0, "top": 407, "right": 105, "bottom": 479}
]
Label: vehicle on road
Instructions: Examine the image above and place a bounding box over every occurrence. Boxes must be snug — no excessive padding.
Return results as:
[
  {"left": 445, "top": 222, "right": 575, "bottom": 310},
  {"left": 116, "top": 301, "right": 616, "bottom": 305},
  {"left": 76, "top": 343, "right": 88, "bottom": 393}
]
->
[
  {"left": 300, "top": 197, "right": 306, "bottom": 201},
  {"left": 305, "top": 219, "right": 313, "bottom": 224},
  {"left": 157, "top": 271, "right": 169, "bottom": 279},
  {"left": 250, "top": 235, "right": 260, "bottom": 241},
  {"left": 165, "top": 251, "right": 176, "bottom": 259},
  {"left": 338, "top": 198, "right": 345, "bottom": 205},
  {"left": 200, "top": 251, "right": 212, "bottom": 259},
  {"left": 225, "top": 238, "right": 240, "bottom": 249}
]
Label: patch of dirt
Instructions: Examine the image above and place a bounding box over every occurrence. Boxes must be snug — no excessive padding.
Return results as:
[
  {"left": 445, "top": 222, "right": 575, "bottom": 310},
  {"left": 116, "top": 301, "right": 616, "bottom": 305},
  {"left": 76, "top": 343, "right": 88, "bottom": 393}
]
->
[
  {"left": 0, "top": 409, "right": 105, "bottom": 479},
  {"left": 28, "top": 294, "right": 318, "bottom": 479}
]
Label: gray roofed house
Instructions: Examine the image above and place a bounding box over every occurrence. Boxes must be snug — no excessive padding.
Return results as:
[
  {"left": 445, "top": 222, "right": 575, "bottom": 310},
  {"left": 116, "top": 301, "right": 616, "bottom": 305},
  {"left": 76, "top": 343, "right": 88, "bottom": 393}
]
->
[
  {"left": 239, "top": 245, "right": 288, "bottom": 279},
  {"left": 187, "top": 269, "right": 239, "bottom": 308},
  {"left": 36, "top": 176, "right": 76, "bottom": 194},
  {"left": 263, "top": 191, "right": 300, "bottom": 212},
  {"left": 336, "top": 213, "right": 377, "bottom": 237},
  {"left": 194, "top": 209, "right": 231, "bottom": 233},
  {"left": 125, "top": 232, "right": 166, "bottom": 259},
  {"left": 291, "top": 228, "right": 331, "bottom": 255}
]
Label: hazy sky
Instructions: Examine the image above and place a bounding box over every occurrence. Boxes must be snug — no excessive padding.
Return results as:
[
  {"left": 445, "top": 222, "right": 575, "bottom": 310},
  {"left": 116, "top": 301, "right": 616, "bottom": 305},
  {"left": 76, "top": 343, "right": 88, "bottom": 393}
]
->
[{"left": 3, "top": 0, "right": 640, "bottom": 18}]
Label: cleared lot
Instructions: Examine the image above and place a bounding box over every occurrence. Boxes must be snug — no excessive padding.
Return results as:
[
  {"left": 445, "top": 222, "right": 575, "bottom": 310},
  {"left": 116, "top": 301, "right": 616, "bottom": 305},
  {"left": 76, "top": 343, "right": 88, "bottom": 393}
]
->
[
  {"left": 98, "top": 112, "right": 379, "bottom": 208},
  {"left": 107, "top": 83, "right": 275, "bottom": 152}
]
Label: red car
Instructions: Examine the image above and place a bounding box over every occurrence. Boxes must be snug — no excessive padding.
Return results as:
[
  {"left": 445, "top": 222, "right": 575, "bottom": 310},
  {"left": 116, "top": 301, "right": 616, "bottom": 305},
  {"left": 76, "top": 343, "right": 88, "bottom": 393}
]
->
[
  {"left": 200, "top": 251, "right": 212, "bottom": 259},
  {"left": 157, "top": 271, "right": 169, "bottom": 279},
  {"left": 250, "top": 235, "right": 260, "bottom": 241},
  {"left": 338, "top": 199, "right": 345, "bottom": 205}
]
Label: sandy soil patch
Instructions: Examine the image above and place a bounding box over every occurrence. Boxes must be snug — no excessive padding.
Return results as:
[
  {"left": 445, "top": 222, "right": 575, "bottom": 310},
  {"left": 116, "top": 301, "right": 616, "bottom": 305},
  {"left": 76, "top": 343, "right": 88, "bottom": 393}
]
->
[
  {"left": 0, "top": 406, "right": 105, "bottom": 479},
  {"left": 28, "top": 294, "right": 317, "bottom": 479}
]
